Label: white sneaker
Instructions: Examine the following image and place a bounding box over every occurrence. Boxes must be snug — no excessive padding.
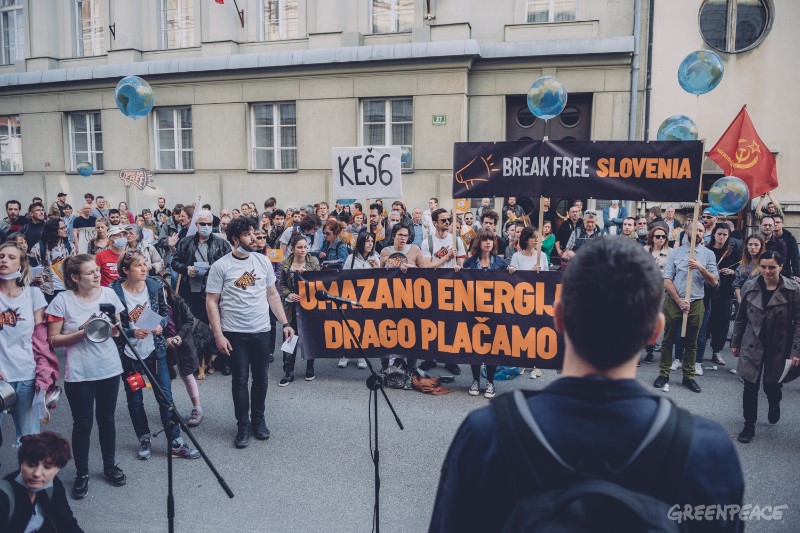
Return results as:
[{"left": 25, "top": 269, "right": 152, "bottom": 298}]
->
[
  {"left": 468, "top": 380, "right": 480, "bottom": 396},
  {"left": 695, "top": 363, "right": 704, "bottom": 376},
  {"left": 670, "top": 359, "right": 682, "bottom": 371},
  {"left": 357, "top": 358, "right": 368, "bottom": 369},
  {"left": 484, "top": 383, "right": 496, "bottom": 399},
  {"left": 337, "top": 357, "right": 348, "bottom": 368}
]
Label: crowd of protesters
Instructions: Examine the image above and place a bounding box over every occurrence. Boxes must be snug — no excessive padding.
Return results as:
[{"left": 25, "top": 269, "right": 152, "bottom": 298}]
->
[{"left": 0, "top": 189, "right": 798, "bottom": 514}]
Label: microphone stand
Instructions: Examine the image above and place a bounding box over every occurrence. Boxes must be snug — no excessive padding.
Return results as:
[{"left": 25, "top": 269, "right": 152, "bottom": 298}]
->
[
  {"left": 109, "top": 317, "right": 234, "bottom": 533},
  {"left": 330, "top": 301, "right": 403, "bottom": 533}
]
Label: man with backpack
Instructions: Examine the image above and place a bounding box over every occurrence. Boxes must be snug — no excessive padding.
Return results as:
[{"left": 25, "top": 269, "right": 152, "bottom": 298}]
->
[{"left": 429, "top": 237, "right": 743, "bottom": 532}]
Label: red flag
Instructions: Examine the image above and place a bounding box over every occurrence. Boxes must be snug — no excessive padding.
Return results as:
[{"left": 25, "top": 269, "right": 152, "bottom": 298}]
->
[
  {"left": 707, "top": 105, "right": 778, "bottom": 199},
  {"left": 215, "top": 0, "right": 224, "bottom": 4}
]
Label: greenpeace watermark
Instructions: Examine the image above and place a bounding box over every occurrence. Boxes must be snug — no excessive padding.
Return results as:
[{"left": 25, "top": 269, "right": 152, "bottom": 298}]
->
[{"left": 668, "top": 504, "right": 788, "bottom": 523}]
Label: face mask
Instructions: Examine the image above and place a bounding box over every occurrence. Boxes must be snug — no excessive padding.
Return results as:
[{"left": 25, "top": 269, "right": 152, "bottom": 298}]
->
[
  {"left": 16, "top": 473, "right": 55, "bottom": 493},
  {"left": 198, "top": 226, "right": 213, "bottom": 237},
  {"left": 236, "top": 245, "right": 251, "bottom": 256},
  {"left": 113, "top": 238, "right": 127, "bottom": 248},
  {"left": 0, "top": 270, "right": 22, "bottom": 281}
]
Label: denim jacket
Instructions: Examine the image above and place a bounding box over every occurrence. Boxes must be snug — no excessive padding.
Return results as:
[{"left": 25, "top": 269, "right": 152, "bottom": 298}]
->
[{"left": 109, "top": 276, "right": 170, "bottom": 359}]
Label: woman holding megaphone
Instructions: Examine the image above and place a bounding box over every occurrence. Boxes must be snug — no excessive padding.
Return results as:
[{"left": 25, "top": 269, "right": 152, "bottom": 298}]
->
[{"left": 45, "top": 254, "right": 127, "bottom": 500}]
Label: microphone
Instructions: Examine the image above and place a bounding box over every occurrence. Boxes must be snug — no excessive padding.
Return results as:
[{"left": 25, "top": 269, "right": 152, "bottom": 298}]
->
[{"left": 315, "top": 289, "right": 363, "bottom": 307}]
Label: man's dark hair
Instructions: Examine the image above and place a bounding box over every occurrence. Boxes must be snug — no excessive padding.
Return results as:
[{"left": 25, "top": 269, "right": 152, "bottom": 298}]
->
[
  {"left": 480, "top": 209, "right": 499, "bottom": 224},
  {"left": 64, "top": 204, "right": 72, "bottom": 210},
  {"left": 108, "top": 208, "right": 120, "bottom": 217},
  {"left": 173, "top": 203, "right": 184, "bottom": 212},
  {"left": 299, "top": 215, "right": 321, "bottom": 234},
  {"left": 369, "top": 203, "right": 383, "bottom": 214},
  {"left": 560, "top": 237, "right": 663, "bottom": 370},
  {"left": 202, "top": 203, "right": 211, "bottom": 210},
  {"left": 623, "top": 216, "right": 636, "bottom": 224},
  {"left": 32, "top": 197, "right": 42, "bottom": 203},
  {"left": 648, "top": 206, "right": 662, "bottom": 218},
  {"left": 28, "top": 202, "right": 44, "bottom": 213},
  {"left": 226, "top": 215, "right": 258, "bottom": 245},
  {"left": 760, "top": 215, "right": 775, "bottom": 225},
  {"left": 772, "top": 214, "right": 783, "bottom": 223},
  {"left": 142, "top": 208, "right": 151, "bottom": 215},
  {"left": 269, "top": 209, "right": 286, "bottom": 221},
  {"left": 431, "top": 208, "right": 449, "bottom": 223},
  {"left": 264, "top": 197, "right": 277, "bottom": 209},
  {"left": 5, "top": 199, "right": 20, "bottom": 210},
  {"left": 18, "top": 431, "right": 72, "bottom": 468},
  {"left": 84, "top": 193, "right": 94, "bottom": 201},
  {"left": 391, "top": 222, "right": 410, "bottom": 239}
]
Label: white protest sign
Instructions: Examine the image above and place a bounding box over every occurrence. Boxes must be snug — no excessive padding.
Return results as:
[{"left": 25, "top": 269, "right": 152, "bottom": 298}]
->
[{"left": 331, "top": 146, "right": 403, "bottom": 199}]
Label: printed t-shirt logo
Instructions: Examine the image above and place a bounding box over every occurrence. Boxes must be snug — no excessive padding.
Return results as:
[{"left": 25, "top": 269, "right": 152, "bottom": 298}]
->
[
  {"left": 128, "top": 304, "right": 146, "bottom": 324},
  {"left": 233, "top": 269, "right": 260, "bottom": 290},
  {"left": 0, "top": 308, "right": 22, "bottom": 330}
]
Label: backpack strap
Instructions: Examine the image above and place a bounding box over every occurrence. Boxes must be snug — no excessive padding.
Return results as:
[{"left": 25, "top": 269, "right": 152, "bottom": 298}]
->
[
  {"left": 428, "top": 235, "right": 434, "bottom": 256},
  {"left": 0, "top": 479, "right": 15, "bottom": 522}
]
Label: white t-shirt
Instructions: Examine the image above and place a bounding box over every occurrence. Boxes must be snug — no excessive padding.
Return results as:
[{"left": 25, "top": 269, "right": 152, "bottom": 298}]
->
[
  {"left": 343, "top": 252, "right": 380, "bottom": 270},
  {"left": 421, "top": 233, "right": 467, "bottom": 268},
  {"left": 510, "top": 251, "right": 550, "bottom": 271},
  {"left": 0, "top": 286, "right": 46, "bottom": 382},
  {"left": 205, "top": 252, "right": 276, "bottom": 333},
  {"left": 121, "top": 287, "right": 156, "bottom": 360},
  {"left": 607, "top": 207, "right": 619, "bottom": 236},
  {"left": 45, "top": 288, "right": 124, "bottom": 382}
]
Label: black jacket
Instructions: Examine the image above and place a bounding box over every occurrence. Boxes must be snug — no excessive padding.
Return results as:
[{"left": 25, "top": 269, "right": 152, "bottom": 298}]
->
[
  {"left": 0, "top": 473, "right": 83, "bottom": 533},
  {"left": 171, "top": 233, "right": 231, "bottom": 296},
  {"left": 779, "top": 229, "right": 800, "bottom": 278}
]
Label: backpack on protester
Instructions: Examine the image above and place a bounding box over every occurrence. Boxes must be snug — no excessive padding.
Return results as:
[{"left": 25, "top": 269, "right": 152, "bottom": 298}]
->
[
  {"left": 491, "top": 390, "right": 694, "bottom": 533},
  {"left": 0, "top": 478, "right": 54, "bottom": 525}
]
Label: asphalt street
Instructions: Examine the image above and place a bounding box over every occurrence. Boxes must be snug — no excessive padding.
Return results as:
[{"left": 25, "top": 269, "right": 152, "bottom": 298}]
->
[{"left": 1, "top": 343, "right": 799, "bottom": 532}]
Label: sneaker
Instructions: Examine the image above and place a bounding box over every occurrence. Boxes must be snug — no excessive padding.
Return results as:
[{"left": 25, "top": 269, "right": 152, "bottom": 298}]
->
[
  {"left": 711, "top": 353, "right": 726, "bottom": 366},
  {"left": 468, "top": 380, "right": 480, "bottom": 396},
  {"left": 682, "top": 378, "right": 702, "bottom": 393},
  {"left": 670, "top": 359, "right": 682, "bottom": 371},
  {"left": 171, "top": 438, "right": 201, "bottom": 459},
  {"left": 253, "top": 417, "right": 271, "bottom": 440},
  {"left": 768, "top": 403, "right": 780, "bottom": 424},
  {"left": 278, "top": 373, "right": 294, "bottom": 387},
  {"left": 653, "top": 375, "right": 669, "bottom": 389},
  {"left": 737, "top": 424, "right": 755, "bottom": 443},
  {"left": 534, "top": 368, "right": 542, "bottom": 378},
  {"left": 338, "top": 357, "right": 349, "bottom": 368},
  {"left": 419, "top": 360, "right": 437, "bottom": 371},
  {"left": 695, "top": 363, "right": 704, "bottom": 376},
  {"left": 221, "top": 364, "right": 231, "bottom": 376},
  {"left": 235, "top": 425, "right": 251, "bottom": 449},
  {"left": 137, "top": 438, "right": 152, "bottom": 460},
  {"left": 357, "top": 358, "right": 368, "bottom": 369},
  {"left": 187, "top": 408, "right": 203, "bottom": 428},
  {"left": 444, "top": 364, "right": 461, "bottom": 375},
  {"left": 72, "top": 475, "right": 89, "bottom": 500},
  {"left": 484, "top": 383, "right": 496, "bottom": 399},
  {"left": 305, "top": 368, "right": 316, "bottom": 381},
  {"left": 103, "top": 465, "right": 127, "bottom": 487},
  {"left": 643, "top": 352, "right": 654, "bottom": 363}
]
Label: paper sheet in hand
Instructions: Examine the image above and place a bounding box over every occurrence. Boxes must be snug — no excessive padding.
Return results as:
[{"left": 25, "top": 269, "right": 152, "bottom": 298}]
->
[
  {"left": 281, "top": 335, "right": 298, "bottom": 354},
  {"left": 779, "top": 360, "right": 800, "bottom": 384},
  {"left": 30, "top": 265, "right": 44, "bottom": 277},
  {"left": 133, "top": 307, "right": 163, "bottom": 331},
  {"left": 194, "top": 261, "right": 210, "bottom": 275}
]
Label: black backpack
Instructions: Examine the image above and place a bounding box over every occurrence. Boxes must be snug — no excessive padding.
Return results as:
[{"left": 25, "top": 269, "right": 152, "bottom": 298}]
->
[{"left": 491, "top": 390, "right": 694, "bottom": 533}]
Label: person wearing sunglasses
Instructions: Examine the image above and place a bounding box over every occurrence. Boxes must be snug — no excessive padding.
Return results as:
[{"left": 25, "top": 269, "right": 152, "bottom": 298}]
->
[
  {"left": 700, "top": 208, "right": 718, "bottom": 245},
  {"left": 317, "top": 220, "right": 349, "bottom": 270},
  {"left": 641, "top": 227, "right": 673, "bottom": 364},
  {"left": 420, "top": 208, "right": 466, "bottom": 270}
]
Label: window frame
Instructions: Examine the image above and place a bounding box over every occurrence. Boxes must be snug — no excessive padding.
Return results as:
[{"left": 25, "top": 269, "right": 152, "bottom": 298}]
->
[
  {"left": 261, "top": 0, "right": 299, "bottom": 41},
  {"left": 0, "top": 0, "right": 24, "bottom": 65},
  {"left": 360, "top": 98, "right": 414, "bottom": 172},
  {"left": 68, "top": 112, "right": 103, "bottom": 173},
  {"left": 250, "top": 102, "right": 298, "bottom": 172},
  {"left": 369, "top": 0, "right": 415, "bottom": 34},
  {"left": 525, "top": 0, "right": 578, "bottom": 23},
  {"left": 74, "top": 0, "right": 105, "bottom": 57},
  {"left": 0, "top": 114, "right": 22, "bottom": 173},
  {"left": 160, "top": 0, "right": 195, "bottom": 50},
  {"left": 698, "top": 0, "right": 773, "bottom": 54},
  {"left": 154, "top": 107, "right": 194, "bottom": 172}
]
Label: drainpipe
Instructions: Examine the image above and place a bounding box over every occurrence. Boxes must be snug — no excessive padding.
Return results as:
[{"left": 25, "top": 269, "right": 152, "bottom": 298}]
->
[
  {"left": 627, "top": 0, "right": 642, "bottom": 215},
  {"left": 643, "top": 0, "right": 655, "bottom": 141}
]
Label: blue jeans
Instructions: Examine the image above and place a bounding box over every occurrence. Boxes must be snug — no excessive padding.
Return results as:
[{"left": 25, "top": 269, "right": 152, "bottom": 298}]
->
[
  {"left": 123, "top": 352, "right": 180, "bottom": 442},
  {"left": 0, "top": 379, "right": 38, "bottom": 447},
  {"left": 227, "top": 331, "right": 270, "bottom": 428},
  {"left": 65, "top": 375, "right": 120, "bottom": 476}
]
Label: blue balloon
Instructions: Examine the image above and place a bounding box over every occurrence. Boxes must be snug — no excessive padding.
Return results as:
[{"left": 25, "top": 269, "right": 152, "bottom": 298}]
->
[
  {"left": 115, "top": 76, "right": 155, "bottom": 120},
  {"left": 677, "top": 50, "right": 724, "bottom": 96},
  {"left": 527, "top": 76, "right": 568, "bottom": 120},
  {"left": 708, "top": 176, "right": 750, "bottom": 215},
  {"left": 657, "top": 115, "right": 699, "bottom": 141},
  {"left": 77, "top": 161, "right": 93, "bottom": 177}
]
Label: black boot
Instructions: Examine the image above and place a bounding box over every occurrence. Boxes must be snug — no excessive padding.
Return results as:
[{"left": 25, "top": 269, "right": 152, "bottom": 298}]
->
[
  {"left": 252, "top": 417, "right": 271, "bottom": 440},
  {"left": 235, "top": 425, "right": 252, "bottom": 449},
  {"left": 737, "top": 424, "right": 755, "bottom": 443}
]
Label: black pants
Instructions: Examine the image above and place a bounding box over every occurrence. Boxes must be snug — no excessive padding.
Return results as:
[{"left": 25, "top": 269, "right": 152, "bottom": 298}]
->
[
  {"left": 64, "top": 375, "right": 120, "bottom": 476},
  {"left": 707, "top": 295, "right": 733, "bottom": 353},
  {"left": 743, "top": 359, "right": 783, "bottom": 425},
  {"left": 227, "top": 331, "right": 270, "bottom": 428},
  {"left": 185, "top": 291, "right": 208, "bottom": 323},
  {"left": 470, "top": 365, "right": 496, "bottom": 383},
  {"left": 266, "top": 307, "right": 277, "bottom": 357}
]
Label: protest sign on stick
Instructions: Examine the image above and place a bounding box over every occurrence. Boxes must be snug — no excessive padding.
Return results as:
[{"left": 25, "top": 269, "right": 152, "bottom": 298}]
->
[{"left": 332, "top": 146, "right": 403, "bottom": 200}]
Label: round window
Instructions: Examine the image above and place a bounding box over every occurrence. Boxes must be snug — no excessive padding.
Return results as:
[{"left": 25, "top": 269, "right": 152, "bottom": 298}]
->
[
  {"left": 558, "top": 106, "right": 581, "bottom": 128},
  {"left": 516, "top": 107, "right": 536, "bottom": 128},
  {"left": 699, "top": 0, "right": 772, "bottom": 53}
]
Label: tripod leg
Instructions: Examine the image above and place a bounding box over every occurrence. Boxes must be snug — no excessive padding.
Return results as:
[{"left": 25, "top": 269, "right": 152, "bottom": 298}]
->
[{"left": 373, "top": 388, "right": 380, "bottom": 533}]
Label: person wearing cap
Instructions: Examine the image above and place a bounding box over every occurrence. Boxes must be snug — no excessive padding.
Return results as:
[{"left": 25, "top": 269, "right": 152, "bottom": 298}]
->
[
  {"left": 94, "top": 226, "right": 129, "bottom": 287},
  {"left": 700, "top": 208, "right": 717, "bottom": 245},
  {"left": 49, "top": 193, "right": 68, "bottom": 220},
  {"left": 123, "top": 224, "right": 164, "bottom": 276},
  {"left": 602, "top": 200, "right": 626, "bottom": 236}
]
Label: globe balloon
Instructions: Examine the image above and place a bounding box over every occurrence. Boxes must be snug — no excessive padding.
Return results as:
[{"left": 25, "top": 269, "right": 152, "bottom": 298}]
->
[
  {"left": 657, "top": 115, "right": 699, "bottom": 141},
  {"left": 115, "top": 76, "right": 155, "bottom": 120},
  {"left": 708, "top": 176, "right": 749, "bottom": 215},
  {"left": 77, "top": 161, "right": 93, "bottom": 177},
  {"left": 526, "top": 76, "right": 568, "bottom": 120},
  {"left": 677, "top": 50, "right": 724, "bottom": 96}
]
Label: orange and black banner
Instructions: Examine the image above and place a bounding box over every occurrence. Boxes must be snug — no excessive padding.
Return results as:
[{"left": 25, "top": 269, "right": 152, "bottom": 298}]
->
[
  {"left": 453, "top": 140, "right": 703, "bottom": 201},
  {"left": 295, "top": 269, "right": 564, "bottom": 369}
]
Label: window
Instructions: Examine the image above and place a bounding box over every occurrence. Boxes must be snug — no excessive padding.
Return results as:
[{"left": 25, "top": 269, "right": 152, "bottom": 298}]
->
[
  {"left": 699, "top": 0, "right": 771, "bottom": 53},
  {"left": 0, "top": 0, "right": 24, "bottom": 65},
  {"left": 0, "top": 115, "right": 21, "bottom": 172},
  {"left": 69, "top": 112, "right": 103, "bottom": 172},
  {"left": 155, "top": 108, "right": 193, "bottom": 171},
  {"left": 371, "top": 0, "right": 413, "bottom": 34},
  {"left": 251, "top": 103, "right": 296, "bottom": 171},
  {"left": 361, "top": 98, "right": 413, "bottom": 170},
  {"left": 262, "top": 0, "right": 298, "bottom": 41},
  {"left": 161, "top": 0, "right": 195, "bottom": 49},
  {"left": 527, "top": 0, "right": 577, "bottom": 23},
  {"left": 75, "top": 0, "right": 104, "bottom": 57}
]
